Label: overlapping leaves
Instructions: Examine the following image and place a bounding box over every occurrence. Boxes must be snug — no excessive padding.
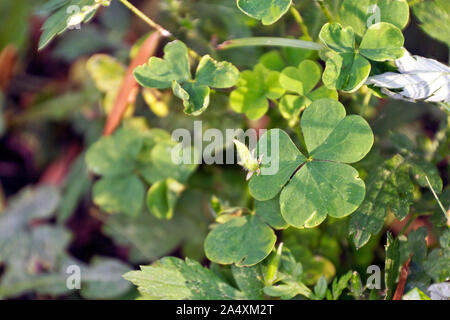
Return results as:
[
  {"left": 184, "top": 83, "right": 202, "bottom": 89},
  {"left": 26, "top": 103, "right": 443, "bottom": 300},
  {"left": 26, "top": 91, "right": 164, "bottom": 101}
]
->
[
  {"left": 349, "top": 134, "right": 443, "bottom": 249},
  {"left": 340, "top": 0, "right": 410, "bottom": 37},
  {"left": 279, "top": 60, "right": 338, "bottom": 123},
  {"left": 134, "top": 40, "right": 239, "bottom": 116},
  {"left": 85, "top": 125, "right": 197, "bottom": 217},
  {"left": 319, "top": 22, "right": 405, "bottom": 92},
  {"left": 250, "top": 98, "right": 374, "bottom": 228}
]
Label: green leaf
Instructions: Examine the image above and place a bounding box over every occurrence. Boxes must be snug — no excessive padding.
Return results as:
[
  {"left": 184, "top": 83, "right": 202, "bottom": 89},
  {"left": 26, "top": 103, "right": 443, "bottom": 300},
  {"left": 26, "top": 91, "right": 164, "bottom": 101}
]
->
[
  {"left": 38, "top": 0, "right": 105, "bottom": 50},
  {"left": 250, "top": 99, "right": 372, "bottom": 229},
  {"left": 331, "top": 271, "right": 352, "bottom": 300},
  {"left": 123, "top": 257, "right": 246, "bottom": 299},
  {"left": 311, "top": 276, "right": 328, "bottom": 300},
  {"left": 281, "top": 161, "right": 366, "bottom": 228},
  {"left": 195, "top": 55, "right": 240, "bottom": 88},
  {"left": 249, "top": 129, "right": 305, "bottom": 201},
  {"left": 134, "top": 40, "right": 191, "bottom": 89},
  {"left": 150, "top": 141, "right": 198, "bottom": 184},
  {"left": 93, "top": 175, "right": 145, "bottom": 217},
  {"left": 204, "top": 215, "right": 276, "bottom": 266},
  {"left": 322, "top": 52, "right": 371, "bottom": 92},
  {"left": 85, "top": 127, "right": 142, "bottom": 176},
  {"left": 340, "top": 0, "right": 410, "bottom": 37},
  {"left": 86, "top": 54, "right": 125, "bottom": 93},
  {"left": 146, "top": 179, "right": 185, "bottom": 219},
  {"left": 359, "top": 22, "right": 405, "bottom": 62},
  {"left": 279, "top": 60, "right": 322, "bottom": 95},
  {"left": 319, "top": 23, "right": 355, "bottom": 53},
  {"left": 230, "top": 64, "right": 285, "bottom": 119},
  {"left": 385, "top": 232, "right": 401, "bottom": 300},
  {"left": 231, "top": 265, "right": 265, "bottom": 299},
  {"left": 236, "top": 0, "right": 292, "bottom": 25},
  {"left": 413, "top": 0, "right": 450, "bottom": 47},
  {"left": 301, "top": 99, "right": 374, "bottom": 163},
  {"left": 172, "top": 81, "right": 210, "bottom": 116},
  {"left": 349, "top": 153, "right": 442, "bottom": 249},
  {"left": 402, "top": 288, "right": 431, "bottom": 300},
  {"left": 255, "top": 194, "right": 289, "bottom": 230},
  {"left": 425, "top": 247, "right": 450, "bottom": 283}
]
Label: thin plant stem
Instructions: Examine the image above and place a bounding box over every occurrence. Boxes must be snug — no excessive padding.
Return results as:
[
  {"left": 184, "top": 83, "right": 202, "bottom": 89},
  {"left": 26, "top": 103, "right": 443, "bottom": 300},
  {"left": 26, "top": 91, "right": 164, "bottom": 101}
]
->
[
  {"left": 118, "top": 0, "right": 172, "bottom": 37},
  {"left": 399, "top": 213, "right": 419, "bottom": 236},
  {"left": 425, "top": 175, "right": 449, "bottom": 226},
  {"left": 290, "top": 6, "right": 312, "bottom": 40},
  {"left": 315, "top": 0, "right": 334, "bottom": 23},
  {"left": 118, "top": 0, "right": 201, "bottom": 60},
  {"left": 217, "top": 37, "right": 324, "bottom": 51}
]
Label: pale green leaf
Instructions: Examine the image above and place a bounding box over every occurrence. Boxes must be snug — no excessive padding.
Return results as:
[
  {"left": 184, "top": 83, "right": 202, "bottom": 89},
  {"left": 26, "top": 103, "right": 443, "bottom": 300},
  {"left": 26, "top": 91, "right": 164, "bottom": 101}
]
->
[{"left": 237, "top": 0, "right": 292, "bottom": 25}]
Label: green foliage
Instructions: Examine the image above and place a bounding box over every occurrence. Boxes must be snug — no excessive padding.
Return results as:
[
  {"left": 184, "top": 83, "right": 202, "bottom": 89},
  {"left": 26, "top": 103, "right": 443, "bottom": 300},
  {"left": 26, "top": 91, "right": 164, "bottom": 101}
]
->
[
  {"left": 412, "top": 0, "right": 450, "bottom": 47},
  {"left": 134, "top": 41, "right": 239, "bottom": 115},
  {"left": 350, "top": 134, "right": 443, "bottom": 248},
  {"left": 319, "top": 22, "right": 404, "bottom": 92},
  {"left": 340, "top": 0, "right": 410, "bottom": 37},
  {"left": 230, "top": 64, "right": 285, "bottom": 119},
  {"left": 37, "top": 0, "right": 110, "bottom": 50},
  {"left": 236, "top": 0, "right": 292, "bottom": 25},
  {"left": 250, "top": 99, "right": 373, "bottom": 228},
  {"left": 123, "top": 257, "right": 252, "bottom": 299},
  {"left": 204, "top": 215, "right": 276, "bottom": 267},
  {"left": 85, "top": 126, "right": 197, "bottom": 217}
]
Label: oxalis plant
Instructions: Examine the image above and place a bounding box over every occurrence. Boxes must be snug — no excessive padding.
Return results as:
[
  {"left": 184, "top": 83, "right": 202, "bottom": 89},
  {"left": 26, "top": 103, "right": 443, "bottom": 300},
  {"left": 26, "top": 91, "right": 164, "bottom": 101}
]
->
[{"left": 3, "top": 0, "right": 445, "bottom": 301}]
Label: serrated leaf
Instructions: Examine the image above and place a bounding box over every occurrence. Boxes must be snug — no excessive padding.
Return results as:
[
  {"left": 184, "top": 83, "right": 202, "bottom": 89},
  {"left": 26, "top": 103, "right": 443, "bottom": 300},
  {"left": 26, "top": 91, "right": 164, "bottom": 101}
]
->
[
  {"left": 385, "top": 232, "right": 401, "bottom": 300},
  {"left": 123, "top": 257, "right": 246, "bottom": 299},
  {"left": 349, "top": 155, "right": 413, "bottom": 248},
  {"left": 340, "top": 0, "right": 410, "bottom": 37},
  {"left": 204, "top": 215, "right": 276, "bottom": 266},
  {"left": 237, "top": 0, "right": 292, "bottom": 25}
]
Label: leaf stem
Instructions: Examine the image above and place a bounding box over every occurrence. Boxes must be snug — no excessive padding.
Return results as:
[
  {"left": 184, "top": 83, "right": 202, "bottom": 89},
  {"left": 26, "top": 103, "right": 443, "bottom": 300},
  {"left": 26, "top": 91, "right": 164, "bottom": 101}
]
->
[
  {"left": 315, "top": 0, "right": 334, "bottom": 23},
  {"left": 118, "top": 0, "right": 201, "bottom": 60},
  {"left": 217, "top": 37, "right": 324, "bottom": 51},
  {"left": 425, "top": 175, "right": 449, "bottom": 226},
  {"left": 290, "top": 7, "right": 312, "bottom": 40},
  {"left": 118, "top": 0, "right": 172, "bottom": 37}
]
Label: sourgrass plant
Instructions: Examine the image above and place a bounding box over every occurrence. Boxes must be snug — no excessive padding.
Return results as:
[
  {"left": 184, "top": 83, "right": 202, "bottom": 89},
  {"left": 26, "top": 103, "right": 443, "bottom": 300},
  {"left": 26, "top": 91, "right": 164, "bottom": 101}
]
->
[{"left": 0, "top": 0, "right": 449, "bottom": 301}]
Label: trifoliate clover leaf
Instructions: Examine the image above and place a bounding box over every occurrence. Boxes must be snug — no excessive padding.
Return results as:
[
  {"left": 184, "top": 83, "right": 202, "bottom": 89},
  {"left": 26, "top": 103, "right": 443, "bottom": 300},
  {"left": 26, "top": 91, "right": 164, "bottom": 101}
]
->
[
  {"left": 204, "top": 215, "right": 277, "bottom": 267},
  {"left": 367, "top": 51, "right": 450, "bottom": 103},
  {"left": 134, "top": 40, "right": 239, "bottom": 116},
  {"left": 37, "top": 0, "right": 110, "bottom": 50},
  {"left": 249, "top": 99, "right": 374, "bottom": 228},
  {"left": 279, "top": 60, "right": 338, "bottom": 123},
  {"left": 340, "top": 0, "right": 410, "bottom": 37},
  {"left": 230, "top": 64, "right": 285, "bottom": 119},
  {"left": 237, "top": 0, "right": 292, "bottom": 25},
  {"left": 319, "top": 22, "right": 405, "bottom": 92}
]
